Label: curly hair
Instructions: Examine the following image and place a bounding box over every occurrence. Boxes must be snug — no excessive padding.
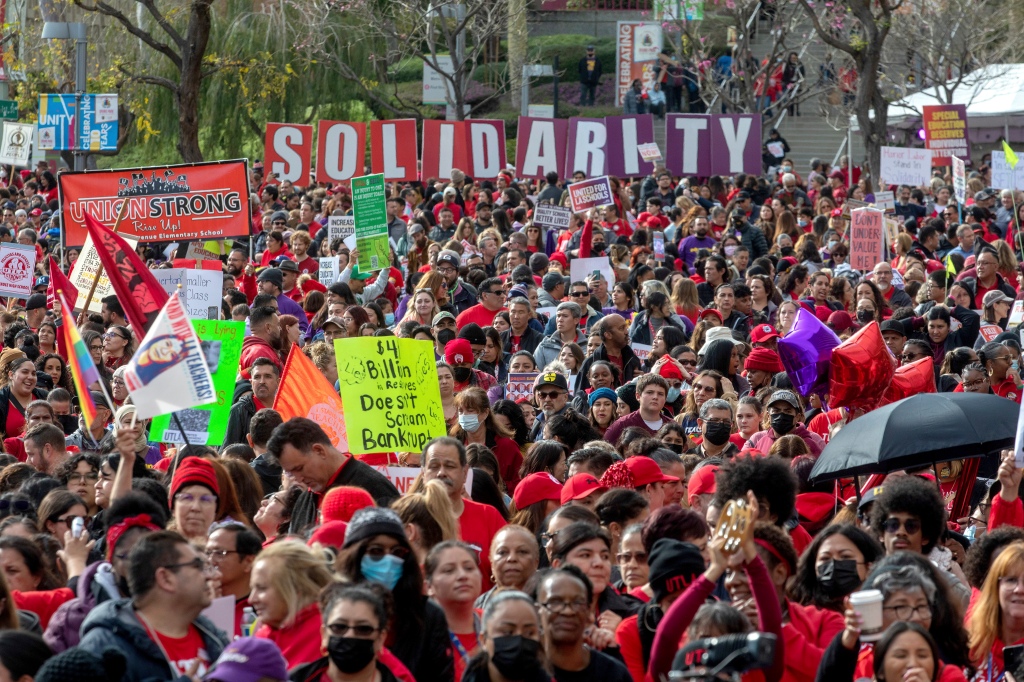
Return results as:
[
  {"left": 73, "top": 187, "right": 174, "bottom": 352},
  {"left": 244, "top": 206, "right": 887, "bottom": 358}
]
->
[
  {"left": 751, "top": 521, "right": 798, "bottom": 575},
  {"left": 869, "top": 475, "right": 947, "bottom": 554},
  {"left": 963, "top": 525, "right": 1024, "bottom": 590},
  {"left": 713, "top": 454, "right": 797, "bottom": 525}
]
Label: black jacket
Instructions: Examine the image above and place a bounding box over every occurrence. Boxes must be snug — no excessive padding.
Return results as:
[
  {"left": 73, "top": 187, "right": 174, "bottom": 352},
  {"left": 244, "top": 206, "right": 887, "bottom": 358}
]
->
[
  {"left": 577, "top": 344, "right": 642, "bottom": 391},
  {"left": 735, "top": 221, "right": 769, "bottom": 259},
  {"left": 500, "top": 326, "right": 545, "bottom": 356},
  {"left": 578, "top": 56, "right": 602, "bottom": 85},
  {"left": 0, "top": 385, "right": 47, "bottom": 437},
  {"left": 223, "top": 394, "right": 258, "bottom": 448},
  {"left": 291, "top": 659, "right": 401, "bottom": 682},
  {"left": 288, "top": 456, "right": 400, "bottom": 535},
  {"left": 449, "top": 280, "right": 479, "bottom": 315},
  {"left": 251, "top": 453, "right": 282, "bottom": 497}
]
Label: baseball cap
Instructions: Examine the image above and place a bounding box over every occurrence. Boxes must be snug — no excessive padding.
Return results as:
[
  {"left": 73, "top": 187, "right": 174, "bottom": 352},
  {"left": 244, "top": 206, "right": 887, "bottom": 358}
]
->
[
  {"left": 698, "top": 309, "right": 723, "bottom": 323},
  {"left": 858, "top": 485, "right": 884, "bottom": 510},
  {"left": 349, "top": 264, "right": 372, "bottom": 281},
  {"left": 89, "top": 391, "right": 112, "bottom": 411},
  {"left": 975, "top": 189, "right": 996, "bottom": 201},
  {"left": 204, "top": 637, "right": 289, "bottom": 682},
  {"left": 561, "top": 473, "right": 608, "bottom": 505},
  {"left": 688, "top": 464, "right": 719, "bottom": 500},
  {"left": 29, "top": 208, "right": 41, "bottom": 217},
  {"left": 624, "top": 456, "right": 678, "bottom": 487},
  {"left": 514, "top": 472, "right": 564, "bottom": 509},
  {"left": 322, "top": 316, "right": 346, "bottom": 331},
  {"left": 767, "top": 390, "right": 802, "bottom": 412},
  {"left": 443, "top": 186, "right": 457, "bottom": 197},
  {"left": 457, "top": 323, "right": 486, "bottom": 346},
  {"left": 432, "top": 311, "right": 456, "bottom": 326},
  {"left": 408, "top": 222, "right": 424, "bottom": 235},
  {"left": 534, "top": 371, "right": 569, "bottom": 392},
  {"left": 33, "top": 276, "right": 49, "bottom": 290},
  {"left": 983, "top": 290, "right": 1014, "bottom": 307},
  {"left": 750, "top": 324, "right": 780, "bottom": 344},
  {"left": 436, "top": 251, "right": 461, "bottom": 270},
  {"left": 278, "top": 259, "right": 298, "bottom": 273},
  {"left": 25, "top": 293, "right": 46, "bottom": 311},
  {"left": 444, "top": 338, "right": 473, "bottom": 366},
  {"left": 879, "top": 319, "right": 907, "bottom": 337},
  {"left": 270, "top": 210, "right": 288, "bottom": 223}
]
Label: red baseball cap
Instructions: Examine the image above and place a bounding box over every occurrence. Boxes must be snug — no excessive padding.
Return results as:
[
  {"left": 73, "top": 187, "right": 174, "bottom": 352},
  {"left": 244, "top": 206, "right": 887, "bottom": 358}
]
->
[
  {"left": 687, "top": 464, "right": 719, "bottom": 504},
  {"left": 625, "top": 456, "right": 678, "bottom": 487},
  {"left": 698, "top": 309, "right": 723, "bottom": 323},
  {"left": 561, "top": 473, "right": 608, "bottom": 505},
  {"left": 514, "top": 472, "right": 563, "bottom": 509},
  {"left": 750, "top": 324, "right": 780, "bottom": 344}
]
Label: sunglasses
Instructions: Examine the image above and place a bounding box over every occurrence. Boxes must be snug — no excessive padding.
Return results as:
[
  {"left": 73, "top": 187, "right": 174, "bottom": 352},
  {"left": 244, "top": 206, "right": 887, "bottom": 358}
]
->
[
  {"left": 570, "top": 291, "right": 590, "bottom": 298},
  {"left": 883, "top": 517, "right": 921, "bottom": 535},
  {"left": 536, "top": 390, "right": 564, "bottom": 400}
]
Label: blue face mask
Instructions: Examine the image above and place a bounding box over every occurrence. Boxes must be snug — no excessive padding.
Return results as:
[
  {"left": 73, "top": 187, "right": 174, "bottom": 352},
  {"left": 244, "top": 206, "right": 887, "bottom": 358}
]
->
[
  {"left": 964, "top": 523, "right": 976, "bottom": 542},
  {"left": 360, "top": 554, "right": 404, "bottom": 590},
  {"left": 667, "top": 386, "right": 681, "bottom": 402},
  {"left": 1013, "top": 361, "right": 1019, "bottom": 373},
  {"left": 385, "top": 313, "right": 395, "bottom": 326},
  {"left": 458, "top": 414, "right": 480, "bottom": 432}
]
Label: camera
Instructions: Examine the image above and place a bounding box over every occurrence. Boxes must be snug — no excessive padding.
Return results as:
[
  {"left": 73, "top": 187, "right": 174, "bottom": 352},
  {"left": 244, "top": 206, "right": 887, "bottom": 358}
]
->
[{"left": 669, "top": 632, "right": 777, "bottom": 681}]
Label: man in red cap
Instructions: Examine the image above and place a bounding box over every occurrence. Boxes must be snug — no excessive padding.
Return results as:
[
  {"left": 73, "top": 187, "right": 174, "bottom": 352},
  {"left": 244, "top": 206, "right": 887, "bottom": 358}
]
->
[
  {"left": 604, "top": 374, "right": 671, "bottom": 444},
  {"left": 561, "top": 473, "right": 608, "bottom": 510},
  {"left": 750, "top": 323, "right": 780, "bottom": 352},
  {"left": 743, "top": 347, "right": 784, "bottom": 397},
  {"left": 687, "top": 462, "right": 718, "bottom": 516},
  {"left": 623, "top": 455, "right": 678, "bottom": 512},
  {"left": 445, "top": 338, "right": 497, "bottom": 393}
]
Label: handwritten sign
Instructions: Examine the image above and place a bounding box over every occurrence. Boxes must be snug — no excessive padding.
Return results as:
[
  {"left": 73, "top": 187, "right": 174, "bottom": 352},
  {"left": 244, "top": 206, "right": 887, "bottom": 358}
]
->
[
  {"left": 849, "top": 207, "right": 884, "bottom": 272},
  {"left": 69, "top": 233, "right": 141, "bottom": 313},
  {"left": 533, "top": 204, "right": 573, "bottom": 230},
  {"left": 879, "top": 146, "right": 933, "bottom": 187},
  {"left": 335, "top": 338, "right": 447, "bottom": 455},
  {"left": 567, "top": 176, "right": 614, "bottom": 213},
  {"left": 991, "top": 151, "right": 1024, "bottom": 191},
  {"left": 319, "top": 256, "right": 340, "bottom": 286},
  {"left": 152, "top": 268, "right": 221, "bottom": 320},
  {"left": 637, "top": 143, "right": 663, "bottom": 162},
  {"left": 506, "top": 372, "right": 538, "bottom": 402},
  {"left": 952, "top": 156, "right": 967, "bottom": 204},
  {"left": 631, "top": 343, "right": 653, "bottom": 363},
  {"left": 873, "top": 191, "right": 895, "bottom": 213}
]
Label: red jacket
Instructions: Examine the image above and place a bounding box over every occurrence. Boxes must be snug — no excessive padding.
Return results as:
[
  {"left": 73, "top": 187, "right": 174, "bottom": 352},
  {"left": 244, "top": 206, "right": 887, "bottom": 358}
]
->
[
  {"left": 254, "top": 602, "right": 323, "bottom": 670},
  {"left": 13, "top": 588, "right": 75, "bottom": 630},
  {"left": 989, "top": 492, "right": 1023, "bottom": 531},
  {"left": 239, "top": 336, "right": 282, "bottom": 380},
  {"left": 781, "top": 601, "right": 844, "bottom": 682}
]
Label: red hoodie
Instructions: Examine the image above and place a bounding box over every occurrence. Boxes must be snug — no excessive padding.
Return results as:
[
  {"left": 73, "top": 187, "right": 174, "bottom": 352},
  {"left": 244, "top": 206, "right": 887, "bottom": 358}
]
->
[
  {"left": 240, "top": 336, "right": 282, "bottom": 380},
  {"left": 781, "top": 601, "right": 844, "bottom": 682}
]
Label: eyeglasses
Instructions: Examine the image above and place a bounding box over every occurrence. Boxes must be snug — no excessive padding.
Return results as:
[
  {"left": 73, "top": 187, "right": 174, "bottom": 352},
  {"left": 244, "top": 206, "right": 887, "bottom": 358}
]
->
[
  {"left": 175, "top": 492, "right": 218, "bottom": 507},
  {"left": 111, "top": 378, "right": 126, "bottom": 387},
  {"left": 68, "top": 472, "right": 99, "bottom": 483},
  {"left": 0, "top": 499, "right": 32, "bottom": 513},
  {"left": 102, "top": 333, "right": 128, "bottom": 341},
  {"left": 364, "top": 544, "right": 410, "bottom": 560},
  {"left": 883, "top": 517, "right": 921, "bottom": 535},
  {"left": 901, "top": 353, "right": 925, "bottom": 362},
  {"left": 883, "top": 604, "right": 932, "bottom": 620},
  {"left": 994, "top": 355, "right": 1013, "bottom": 363},
  {"left": 162, "top": 557, "right": 210, "bottom": 573},
  {"left": 536, "top": 390, "right": 565, "bottom": 400},
  {"left": 570, "top": 291, "right": 590, "bottom": 298},
  {"left": 616, "top": 551, "right": 648, "bottom": 564},
  {"left": 538, "top": 599, "right": 590, "bottom": 614},
  {"left": 205, "top": 549, "right": 240, "bottom": 560},
  {"left": 326, "top": 622, "right": 381, "bottom": 638},
  {"left": 436, "top": 266, "right": 457, "bottom": 275},
  {"left": 89, "top": 344, "right": 102, "bottom": 352},
  {"left": 1000, "top": 575, "right": 1024, "bottom": 590},
  {"left": 963, "top": 379, "right": 989, "bottom": 390}
]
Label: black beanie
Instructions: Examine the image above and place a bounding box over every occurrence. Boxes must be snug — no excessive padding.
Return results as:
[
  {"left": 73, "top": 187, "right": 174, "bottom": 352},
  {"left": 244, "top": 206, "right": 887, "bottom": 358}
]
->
[
  {"left": 457, "top": 323, "right": 486, "bottom": 346},
  {"left": 648, "top": 538, "right": 706, "bottom": 602},
  {"left": 35, "top": 647, "right": 127, "bottom": 682}
]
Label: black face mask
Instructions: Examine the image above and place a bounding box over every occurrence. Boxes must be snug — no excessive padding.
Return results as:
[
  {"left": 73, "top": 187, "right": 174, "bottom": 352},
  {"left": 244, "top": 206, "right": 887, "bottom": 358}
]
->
[
  {"left": 328, "top": 636, "right": 377, "bottom": 674},
  {"left": 780, "top": 246, "right": 795, "bottom": 257},
  {"left": 770, "top": 412, "right": 796, "bottom": 435},
  {"left": 490, "top": 635, "right": 541, "bottom": 679},
  {"left": 452, "top": 367, "right": 473, "bottom": 383},
  {"left": 703, "top": 421, "right": 732, "bottom": 446},
  {"left": 856, "top": 310, "right": 874, "bottom": 323},
  {"left": 816, "top": 559, "right": 863, "bottom": 599},
  {"left": 592, "top": 243, "right": 606, "bottom": 253},
  {"left": 667, "top": 442, "right": 685, "bottom": 454}
]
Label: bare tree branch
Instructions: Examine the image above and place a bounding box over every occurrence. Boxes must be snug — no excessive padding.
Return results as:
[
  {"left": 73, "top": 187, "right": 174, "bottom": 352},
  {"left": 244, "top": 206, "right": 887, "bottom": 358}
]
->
[{"left": 72, "top": 0, "right": 183, "bottom": 69}]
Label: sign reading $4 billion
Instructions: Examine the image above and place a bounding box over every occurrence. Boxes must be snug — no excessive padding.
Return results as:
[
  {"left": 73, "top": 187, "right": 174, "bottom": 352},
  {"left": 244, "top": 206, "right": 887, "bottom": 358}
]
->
[{"left": 334, "top": 338, "right": 447, "bottom": 454}]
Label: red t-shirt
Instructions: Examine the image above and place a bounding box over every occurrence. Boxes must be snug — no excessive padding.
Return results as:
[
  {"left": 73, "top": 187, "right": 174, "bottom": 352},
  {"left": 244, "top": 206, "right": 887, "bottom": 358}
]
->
[
  {"left": 452, "top": 631, "right": 481, "bottom": 682},
  {"left": 458, "top": 498, "right": 507, "bottom": 592},
  {"left": 294, "top": 256, "right": 319, "bottom": 276},
  {"left": 153, "top": 625, "right": 210, "bottom": 677},
  {"left": 456, "top": 304, "right": 506, "bottom": 330},
  {"left": 992, "top": 377, "right": 1023, "bottom": 403},
  {"left": 974, "top": 280, "right": 999, "bottom": 309}
]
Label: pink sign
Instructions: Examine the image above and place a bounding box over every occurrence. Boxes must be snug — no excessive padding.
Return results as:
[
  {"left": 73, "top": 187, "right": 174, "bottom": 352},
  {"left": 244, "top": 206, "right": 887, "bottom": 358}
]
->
[
  {"left": 850, "top": 207, "right": 884, "bottom": 272},
  {"left": 567, "top": 176, "right": 614, "bottom": 213}
]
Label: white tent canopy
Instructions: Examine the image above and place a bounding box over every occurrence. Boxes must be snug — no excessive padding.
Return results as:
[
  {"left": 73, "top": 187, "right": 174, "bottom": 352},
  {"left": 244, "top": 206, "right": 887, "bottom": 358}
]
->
[{"left": 887, "top": 64, "right": 1024, "bottom": 127}]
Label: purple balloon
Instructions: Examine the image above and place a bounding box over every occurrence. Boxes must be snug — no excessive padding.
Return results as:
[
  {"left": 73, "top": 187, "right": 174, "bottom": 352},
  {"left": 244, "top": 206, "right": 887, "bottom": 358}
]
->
[{"left": 777, "top": 307, "right": 842, "bottom": 397}]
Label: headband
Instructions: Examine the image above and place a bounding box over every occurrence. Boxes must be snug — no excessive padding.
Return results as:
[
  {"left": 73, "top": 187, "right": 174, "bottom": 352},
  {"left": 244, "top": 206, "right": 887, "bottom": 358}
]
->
[
  {"left": 754, "top": 538, "right": 795, "bottom": 575},
  {"left": 106, "top": 514, "right": 161, "bottom": 562}
]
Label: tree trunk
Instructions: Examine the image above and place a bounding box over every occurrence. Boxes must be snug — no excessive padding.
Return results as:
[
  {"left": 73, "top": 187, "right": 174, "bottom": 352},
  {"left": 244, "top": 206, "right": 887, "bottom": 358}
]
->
[
  {"left": 854, "top": 28, "right": 887, "bottom": 192},
  {"left": 507, "top": 0, "right": 527, "bottom": 111},
  {"left": 176, "top": 0, "right": 214, "bottom": 162}
]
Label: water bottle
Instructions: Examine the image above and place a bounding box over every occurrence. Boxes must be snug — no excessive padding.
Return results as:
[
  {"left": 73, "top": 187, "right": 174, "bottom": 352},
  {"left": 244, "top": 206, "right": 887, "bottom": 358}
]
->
[{"left": 241, "top": 606, "right": 257, "bottom": 637}]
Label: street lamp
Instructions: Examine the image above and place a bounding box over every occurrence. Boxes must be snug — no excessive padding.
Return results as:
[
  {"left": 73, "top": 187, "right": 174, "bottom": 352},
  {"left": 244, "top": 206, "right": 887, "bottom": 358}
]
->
[{"left": 41, "top": 21, "right": 86, "bottom": 170}]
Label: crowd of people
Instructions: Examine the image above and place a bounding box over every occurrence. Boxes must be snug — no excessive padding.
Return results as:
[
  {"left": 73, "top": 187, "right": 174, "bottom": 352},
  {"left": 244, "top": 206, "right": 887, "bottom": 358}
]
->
[{"left": 0, "top": 149, "right": 1022, "bottom": 682}]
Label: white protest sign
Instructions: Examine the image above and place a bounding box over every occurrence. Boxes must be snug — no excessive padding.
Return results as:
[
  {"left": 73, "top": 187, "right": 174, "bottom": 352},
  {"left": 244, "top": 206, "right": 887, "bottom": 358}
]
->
[
  {"left": 0, "top": 243, "right": 35, "bottom": 299},
  {"left": 319, "top": 256, "right": 340, "bottom": 286},
  {"left": 1016, "top": 402, "right": 1024, "bottom": 468},
  {"left": 952, "top": 156, "right": 967, "bottom": 204},
  {"left": 152, "top": 268, "right": 221, "bottom": 319},
  {"left": 374, "top": 465, "right": 472, "bottom": 497},
  {"left": 570, "top": 256, "right": 615, "bottom": 292},
  {"left": 991, "top": 151, "right": 1024, "bottom": 191},
  {"left": 328, "top": 215, "right": 355, "bottom": 244},
  {"left": 766, "top": 141, "right": 784, "bottom": 158},
  {"left": 637, "top": 143, "right": 663, "bottom": 162},
  {"left": 0, "top": 123, "right": 34, "bottom": 167},
  {"left": 873, "top": 191, "right": 895, "bottom": 213},
  {"left": 879, "top": 146, "right": 933, "bottom": 187},
  {"left": 69, "top": 233, "right": 141, "bottom": 313},
  {"left": 1011, "top": 300, "right": 1024, "bottom": 327},
  {"left": 533, "top": 204, "right": 573, "bottom": 230},
  {"left": 631, "top": 343, "right": 653, "bottom": 363},
  {"left": 506, "top": 372, "right": 539, "bottom": 402}
]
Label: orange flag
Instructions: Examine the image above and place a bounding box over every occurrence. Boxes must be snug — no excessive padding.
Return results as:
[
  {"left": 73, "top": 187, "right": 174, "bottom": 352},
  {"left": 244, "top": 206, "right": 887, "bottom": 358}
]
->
[{"left": 273, "top": 344, "right": 348, "bottom": 449}]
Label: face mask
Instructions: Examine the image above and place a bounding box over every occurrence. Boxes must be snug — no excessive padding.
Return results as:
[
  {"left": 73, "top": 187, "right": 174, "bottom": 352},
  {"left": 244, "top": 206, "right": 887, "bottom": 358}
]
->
[
  {"left": 452, "top": 367, "right": 473, "bottom": 383},
  {"left": 782, "top": 165, "right": 792, "bottom": 173},
  {"left": 798, "top": 219, "right": 808, "bottom": 228},
  {"left": 703, "top": 420, "right": 732, "bottom": 446},
  {"left": 668, "top": 442, "right": 685, "bottom": 454},
  {"left": 828, "top": 240, "right": 838, "bottom": 251},
  {"left": 490, "top": 635, "right": 541, "bottom": 680},
  {"left": 360, "top": 554, "right": 404, "bottom": 590},
  {"left": 816, "top": 559, "right": 863, "bottom": 599},
  {"left": 593, "top": 243, "right": 606, "bottom": 253},
  {"left": 1013, "top": 361, "right": 1020, "bottom": 372},
  {"left": 770, "top": 412, "right": 796, "bottom": 435},
  {"left": 781, "top": 247, "right": 795, "bottom": 257},
  {"left": 328, "top": 636, "right": 377, "bottom": 674},
  {"left": 964, "top": 523, "right": 976, "bottom": 542},
  {"left": 458, "top": 414, "right": 480, "bottom": 432},
  {"left": 724, "top": 245, "right": 737, "bottom": 257},
  {"left": 856, "top": 310, "right": 874, "bottom": 323},
  {"left": 384, "top": 313, "right": 395, "bottom": 326},
  {"left": 667, "top": 386, "right": 681, "bottom": 402}
]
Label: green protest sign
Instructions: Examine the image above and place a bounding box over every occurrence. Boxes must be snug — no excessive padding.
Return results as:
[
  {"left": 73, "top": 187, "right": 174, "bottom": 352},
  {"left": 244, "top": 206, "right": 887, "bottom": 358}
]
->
[
  {"left": 148, "top": 320, "right": 244, "bottom": 446},
  {"left": 334, "top": 337, "right": 447, "bottom": 455},
  {"left": 351, "top": 173, "right": 389, "bottom": 272},
  {"left": 0, "top": 101, "right": 17, "bottom": 121}
]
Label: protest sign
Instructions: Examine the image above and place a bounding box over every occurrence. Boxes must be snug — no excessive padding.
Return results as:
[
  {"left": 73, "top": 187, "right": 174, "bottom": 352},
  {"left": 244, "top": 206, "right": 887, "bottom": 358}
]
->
[
  {"left": 570, "top": 256, "right": 615, "bottom": 292},
  {"left": 1011, "top": 300, "right": 1024, "bottom": 327},
  {"left": 567, "top": 176, "right": 614, "bottom": 213},
  {"left": 879, "top": 147, "right": 933, "bottom": 187},
  {"left": 274, "top": 344, "right": 348, "bottom": 450},
  {"left": 991, "top": 151, "right": 1024, "bottom": 191},
  {"left": 766, "top": 141, "right": 784, "bottom": 158},
  {"left": 38, "top": 93, "right": 118, "bottom": 152},
  {"left": 980, "top": 323, "right": 1003, "bottom": 343},
  {"left": 351, "top": 173, "right": 389, "bottom": 272},
  {"left": 0, "top": 122, "right": 33, "bottom": 167},
  {"left": 637, "top": 142, "right": 662, "bottom": 162},
  {"left": 0, "top": 243, "right": 35, "bottom": 299},
  {"left": 631, "top": 343, "right": 653, "bottom": 363},
  {"left": 184, "top": 241, "right": 223, "bottom": 263},
  {"left": 69, "top": 233, "right": 141, "bottom": 313},
  {"left": 373, "top": 466, "right": 472, "bottom": 496},
  {"left": 922, "top": 105, "right": 969, "bottom": 165},
  {"left": 200, "top": 596, "right": 236, "bottom": 638},
  {"left": 335, "top": 338, "right": 447, "bottom": 455},
  {"left": 152, "top": 268, "right": 221, "bottom": 320},
  {"left": 533, "top": 204, "right": 573, "bottom": 230},
  {"left": 328, "top": 215, "right": 354, "bottom": 244},
  {"left": 616, "top": 22, "right": 662, "bottom": 106},
  {"left": 506, "top": 372, "right": 538, "bottom": 402},
  {"left": 653, "top": 231, "right": 665, "bottom": 262},
  {"left": 849, "top": 207, "right": 884, "bottom": 272},
  {"left": 264, "top": 122, "right": 313, "bottom": 186},
  {"left": 952, "top": 156, "right": 967, "bottom": 204},
  {"left": 58, "top": 160, "right": 252, "bottom": 247},
  {"left": 319, "top": 256, "right": 341, "bottom": 286},
  {"left": 125, "top": 295, "right": 216, "bottom": 420},
  {"left": 873, "top": 191, "right": 895, "bottom": 213},
  {"left": 148, "top": 320, "right": 243, "bottom": 447}
]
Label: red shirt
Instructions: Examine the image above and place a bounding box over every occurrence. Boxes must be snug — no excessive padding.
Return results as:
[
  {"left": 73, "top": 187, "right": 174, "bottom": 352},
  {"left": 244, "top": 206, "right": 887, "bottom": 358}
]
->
[
  {"left": 151, "top": 624, "right": 210, "bottom": 677},
  {"left": 294, "top": 256, "right": 319, "bottom": 276},
  {"left": 992, "top": 377, "right": 1023, "bottom": 403},
  {"left": 254, "top": 602, "right": 323, "bottom": 669},
  {"left": 458, "top": 498, "right": 507, "bottom": 592},
  {"left": 456, "top": 304, "right": 506, "bottom": 330}
]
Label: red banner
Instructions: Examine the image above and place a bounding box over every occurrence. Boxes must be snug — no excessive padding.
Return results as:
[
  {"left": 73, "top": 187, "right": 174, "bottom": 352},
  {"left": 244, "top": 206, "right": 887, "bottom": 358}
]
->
[
  {"left": 369, "top": 119, "right": 418, "bottom": 181},
  {"left": 316, "top": 121, "right": 366, "bottom": 183},
  {"left": 265, "top": 122, "right": 313, "bottom": 186},
  {"left": 922, "top": 104, "right": 969, "bottom": 166},
  {"left": 58, "top": 160, "right": 252, "bottom": 248}
]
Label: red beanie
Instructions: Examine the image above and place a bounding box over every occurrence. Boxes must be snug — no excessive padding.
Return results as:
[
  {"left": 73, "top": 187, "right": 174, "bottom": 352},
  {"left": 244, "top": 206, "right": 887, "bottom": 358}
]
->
[
  {"left": 658, "top": 362, "right": 684, "bottom": 381},
  {"left": 321, "top": 486, "right": 375, "bottom": 523},
  {"left": 308, "top": 520, "right": 348, "bottom": 549},
  {"left": 744, "top": 347, "right": 784, "bottom": 374},
  {"left": 169, "top": 457, "right": 220, "bottom": 508}
]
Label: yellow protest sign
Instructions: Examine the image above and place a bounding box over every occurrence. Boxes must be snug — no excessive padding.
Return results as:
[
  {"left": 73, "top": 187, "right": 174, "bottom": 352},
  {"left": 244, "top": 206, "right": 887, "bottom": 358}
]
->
[{"left": 334, "top": 337, "right": 447, "bottom": 455}]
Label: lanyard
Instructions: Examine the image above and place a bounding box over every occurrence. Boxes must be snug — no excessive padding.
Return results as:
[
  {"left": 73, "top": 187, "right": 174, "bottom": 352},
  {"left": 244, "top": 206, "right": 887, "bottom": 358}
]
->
[
  {"left": 137, "top": 610, "right": 185, "bottom": 679},
  {"left": 448, "top": 621, "right": 482, "bottom": 664}
]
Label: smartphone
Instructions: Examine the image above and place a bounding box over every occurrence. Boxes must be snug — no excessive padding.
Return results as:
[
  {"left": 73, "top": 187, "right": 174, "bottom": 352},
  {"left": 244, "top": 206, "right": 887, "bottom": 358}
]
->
[
  {"left": 72, "top": 516, "right": 84, "bottom": 540},
  {"left": 1005, "top": 644, "right": 1024, "bottom": 677}
]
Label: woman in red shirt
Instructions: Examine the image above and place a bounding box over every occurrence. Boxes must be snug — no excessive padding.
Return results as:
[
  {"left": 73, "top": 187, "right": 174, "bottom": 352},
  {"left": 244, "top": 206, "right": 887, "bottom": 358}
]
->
[
  {"left": 978, "top": 341, "right": 1023, "bottom": 403},
  {"left": 259, "top": 231, "right": 293, "bottom": 267}
]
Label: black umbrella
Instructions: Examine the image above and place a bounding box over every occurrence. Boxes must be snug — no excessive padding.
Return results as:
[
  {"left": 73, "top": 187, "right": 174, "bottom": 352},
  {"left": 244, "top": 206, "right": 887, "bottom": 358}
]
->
[{"left": 809, "top": 392, "right": 1019, "bottom": 482}]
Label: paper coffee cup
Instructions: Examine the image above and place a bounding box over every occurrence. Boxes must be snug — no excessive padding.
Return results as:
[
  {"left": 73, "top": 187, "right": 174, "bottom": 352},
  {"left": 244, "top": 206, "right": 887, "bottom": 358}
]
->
[{"left": 849, "top": 589, "right": 885, "bottom": 642}]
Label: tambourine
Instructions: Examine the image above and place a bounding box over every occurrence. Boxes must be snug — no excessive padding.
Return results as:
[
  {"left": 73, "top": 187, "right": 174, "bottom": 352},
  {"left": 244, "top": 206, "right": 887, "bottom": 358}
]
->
[{"left": 713, "top": 498, "right": 755, "bottom": 556}]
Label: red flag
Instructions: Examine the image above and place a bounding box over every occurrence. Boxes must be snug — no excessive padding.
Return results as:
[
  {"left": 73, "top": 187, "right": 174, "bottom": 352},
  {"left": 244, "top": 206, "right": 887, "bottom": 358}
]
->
[
  {"left": 83, "top": 212, "right": 169, "bottom": 334},
  {"left": 273, "top": 344, "right": 349, "bottom": 450},
  {"left": 47, "top": 256, "right": 77, "bottom": 311}
]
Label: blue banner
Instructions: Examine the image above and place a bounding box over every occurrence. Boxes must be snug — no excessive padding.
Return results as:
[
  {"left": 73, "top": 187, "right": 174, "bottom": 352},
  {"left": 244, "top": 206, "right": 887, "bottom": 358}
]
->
[{"left": 37, "top": 94, "right": 118, "bottom": 152}]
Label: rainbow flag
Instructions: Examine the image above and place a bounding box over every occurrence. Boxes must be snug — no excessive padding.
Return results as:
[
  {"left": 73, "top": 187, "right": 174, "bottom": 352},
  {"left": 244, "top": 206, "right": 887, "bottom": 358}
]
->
[{"left": 58, "top": 290, "right": 104, "bottom": 428}]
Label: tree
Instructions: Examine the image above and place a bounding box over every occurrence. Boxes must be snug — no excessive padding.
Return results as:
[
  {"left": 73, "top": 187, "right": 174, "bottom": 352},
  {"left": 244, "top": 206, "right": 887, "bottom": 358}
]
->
[{"left": 71, "top": 0, "right": 216, "bottom": 162}]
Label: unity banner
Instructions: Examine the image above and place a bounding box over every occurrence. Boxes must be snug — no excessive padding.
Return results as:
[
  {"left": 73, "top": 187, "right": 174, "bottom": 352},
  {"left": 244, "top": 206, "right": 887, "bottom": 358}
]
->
[
  {"left": 58, "top": 160, "right": 252, "bottom": 247},
  {"left": 124, "top": 294, "right": 217, "bottom": 420}
]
